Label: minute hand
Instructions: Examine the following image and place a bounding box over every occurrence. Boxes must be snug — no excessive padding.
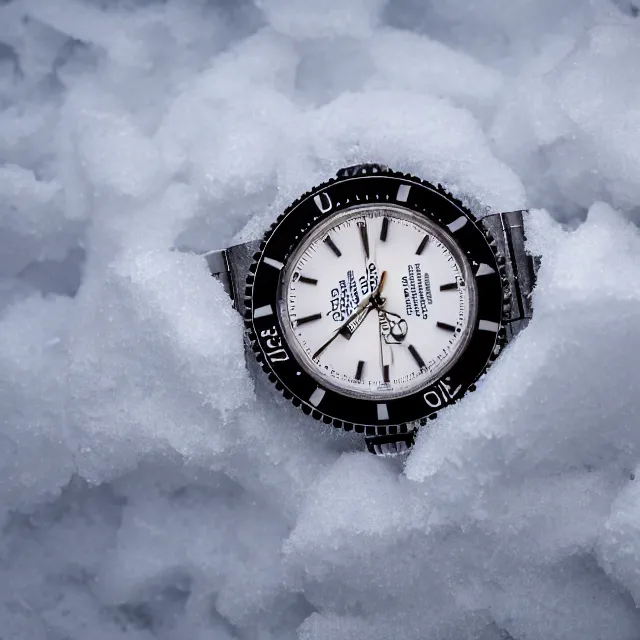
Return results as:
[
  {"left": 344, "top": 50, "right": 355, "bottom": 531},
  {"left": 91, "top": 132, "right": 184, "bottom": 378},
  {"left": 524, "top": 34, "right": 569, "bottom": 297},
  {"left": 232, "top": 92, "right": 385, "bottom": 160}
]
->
[{"left": 312, "top": 271, "right": 387, "bottom": 360}]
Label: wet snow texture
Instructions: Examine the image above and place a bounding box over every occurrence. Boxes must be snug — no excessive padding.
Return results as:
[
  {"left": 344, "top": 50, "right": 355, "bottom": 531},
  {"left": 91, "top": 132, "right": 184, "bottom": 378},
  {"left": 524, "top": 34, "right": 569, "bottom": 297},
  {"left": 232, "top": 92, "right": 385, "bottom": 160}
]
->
[{"left": 2, "top": 1, "right": 640, "bottom": 639}]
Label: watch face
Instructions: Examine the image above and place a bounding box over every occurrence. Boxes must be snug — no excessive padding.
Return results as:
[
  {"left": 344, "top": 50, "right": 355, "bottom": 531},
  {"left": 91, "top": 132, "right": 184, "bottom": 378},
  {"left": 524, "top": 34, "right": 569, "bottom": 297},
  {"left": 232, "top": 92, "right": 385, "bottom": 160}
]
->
[
  {"left": 246, "top": 167, "right": 505, "bottom": 435},
  {"left": 280, "top": 205, "right": 477, "bottom": 400}
]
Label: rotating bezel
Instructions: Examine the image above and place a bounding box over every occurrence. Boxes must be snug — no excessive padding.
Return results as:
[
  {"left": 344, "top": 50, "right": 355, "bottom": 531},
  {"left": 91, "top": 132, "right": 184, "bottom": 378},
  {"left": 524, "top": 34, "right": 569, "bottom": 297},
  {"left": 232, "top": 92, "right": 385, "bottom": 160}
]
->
[{"left": 244, "top": 168, "right": 506, "bottom": 436}]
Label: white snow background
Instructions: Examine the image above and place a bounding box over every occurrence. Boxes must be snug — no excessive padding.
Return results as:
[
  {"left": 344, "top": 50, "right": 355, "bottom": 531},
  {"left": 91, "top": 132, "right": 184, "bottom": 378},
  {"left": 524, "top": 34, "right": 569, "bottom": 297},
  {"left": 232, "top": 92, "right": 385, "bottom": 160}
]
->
[{"left": 2, "top": 0, "right": 640, "bottom": 638}]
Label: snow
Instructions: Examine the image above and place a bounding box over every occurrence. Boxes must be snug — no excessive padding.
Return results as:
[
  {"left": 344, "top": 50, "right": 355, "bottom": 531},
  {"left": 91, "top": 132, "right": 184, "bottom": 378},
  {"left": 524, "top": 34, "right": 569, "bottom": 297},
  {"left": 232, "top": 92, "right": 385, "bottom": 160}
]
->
[{"left": 1, "top": 1, "right": 640, "bottom": 639}]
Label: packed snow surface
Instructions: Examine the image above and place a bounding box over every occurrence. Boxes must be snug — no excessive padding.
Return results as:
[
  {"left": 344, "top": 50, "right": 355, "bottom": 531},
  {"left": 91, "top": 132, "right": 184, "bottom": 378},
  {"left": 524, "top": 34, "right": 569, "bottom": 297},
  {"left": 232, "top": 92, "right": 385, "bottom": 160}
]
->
[{"left": 2, "top": 1, "right": 640, "bottom": 639}]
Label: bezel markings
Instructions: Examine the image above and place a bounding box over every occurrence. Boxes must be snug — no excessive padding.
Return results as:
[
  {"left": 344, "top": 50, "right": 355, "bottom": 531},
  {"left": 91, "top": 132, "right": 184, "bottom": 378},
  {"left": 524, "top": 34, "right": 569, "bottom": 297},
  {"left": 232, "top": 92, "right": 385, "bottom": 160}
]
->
[{"left": 245, "top": 170, "right": 505, "bottom": 435}]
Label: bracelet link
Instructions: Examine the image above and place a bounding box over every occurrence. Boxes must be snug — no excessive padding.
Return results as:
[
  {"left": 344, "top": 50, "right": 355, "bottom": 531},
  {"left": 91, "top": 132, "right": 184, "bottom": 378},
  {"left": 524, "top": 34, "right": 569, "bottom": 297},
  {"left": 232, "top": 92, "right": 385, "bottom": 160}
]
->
[{"left": 481, "top": 210, "right": 537, "bottom": 341}]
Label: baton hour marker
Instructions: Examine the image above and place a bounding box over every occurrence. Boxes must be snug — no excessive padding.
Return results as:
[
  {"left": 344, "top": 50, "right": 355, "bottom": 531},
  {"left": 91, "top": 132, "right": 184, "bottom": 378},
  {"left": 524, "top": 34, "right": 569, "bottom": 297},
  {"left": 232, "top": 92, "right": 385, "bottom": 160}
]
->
[
  {"left": 416, "top": 234, "right": 429, "bottom": 255},
  {"left": 358, "top": 221, "right": 370, "bottom": 259},
  {"left": 296, "top": 313, "right": 322, "bottom": 326},
  {"left": 380, "top": 216, "right": 389, "bottom": 242},
  {"left": 324, "top": 235, "right": 342, "bottom": 257},
  {"left": 408, "top": 344, "right": 426, "bottom": 369}
]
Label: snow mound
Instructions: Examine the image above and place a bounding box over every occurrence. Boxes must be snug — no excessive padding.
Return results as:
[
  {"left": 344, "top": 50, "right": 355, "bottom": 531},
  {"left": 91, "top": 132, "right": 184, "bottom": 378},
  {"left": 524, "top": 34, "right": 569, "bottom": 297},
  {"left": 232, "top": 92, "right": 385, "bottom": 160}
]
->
[{"left": 2, "top": 1, "right": 640, "bottom": 639}]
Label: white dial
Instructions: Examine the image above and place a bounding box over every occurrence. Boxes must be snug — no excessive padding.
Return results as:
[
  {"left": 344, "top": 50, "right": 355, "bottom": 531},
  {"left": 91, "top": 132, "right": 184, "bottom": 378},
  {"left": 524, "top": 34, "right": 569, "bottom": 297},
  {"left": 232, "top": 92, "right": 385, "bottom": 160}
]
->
[{"left": 279, "top": 205, "right": 478, "bottom": 400}]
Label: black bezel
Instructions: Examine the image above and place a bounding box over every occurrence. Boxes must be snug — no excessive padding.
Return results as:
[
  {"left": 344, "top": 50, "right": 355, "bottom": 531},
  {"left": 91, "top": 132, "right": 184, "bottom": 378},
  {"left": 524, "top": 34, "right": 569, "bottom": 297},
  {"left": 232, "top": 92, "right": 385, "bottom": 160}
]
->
[{"left": 244, "top": 167, "right": 507, "bottom": 436}]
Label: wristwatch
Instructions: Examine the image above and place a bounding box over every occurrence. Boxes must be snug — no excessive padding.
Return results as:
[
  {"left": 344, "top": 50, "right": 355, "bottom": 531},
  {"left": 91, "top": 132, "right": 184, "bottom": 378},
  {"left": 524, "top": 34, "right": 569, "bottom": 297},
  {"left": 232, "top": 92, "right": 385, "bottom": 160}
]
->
[{"left": 205, "top": 164, "right": 536, "bottom": 457}]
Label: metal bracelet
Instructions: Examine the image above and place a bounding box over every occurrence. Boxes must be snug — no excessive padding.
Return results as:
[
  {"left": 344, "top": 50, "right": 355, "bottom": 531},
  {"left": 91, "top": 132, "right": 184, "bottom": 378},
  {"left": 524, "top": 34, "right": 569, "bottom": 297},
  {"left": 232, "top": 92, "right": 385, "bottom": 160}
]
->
[
  {"left": 204, "top": 249, "right": 232, "bottom": 296},
  {"left": 204, "top": 240, "right": 261, "bottom": 316},
  {"left": 481, "top": 210, "right": 537, "bottom": 342}
]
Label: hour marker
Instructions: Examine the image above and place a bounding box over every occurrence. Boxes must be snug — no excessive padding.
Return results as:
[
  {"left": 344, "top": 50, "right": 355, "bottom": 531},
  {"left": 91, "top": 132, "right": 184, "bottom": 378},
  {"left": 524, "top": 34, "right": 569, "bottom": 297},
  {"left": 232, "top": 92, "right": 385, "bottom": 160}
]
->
[
  {"left": 436, "top": 321, "right": 456, "bottom": 332},
  {"left": 416, "top": 235, "right": 429, "bottom": 255},
  {"left": 254, "top": 305, "right": 274, "bottom": 318},
  {"left": 476, "top": 263, "right": 496, "bottom": 277},
  {"left": 299, "top": 276, "right": 318, "bottom": 285},
  {"left": 478, "top": 319, "right": 500, "bottom": 332},
  {"left": 383, "top": 364, "right": 390, "bottom": 383},
  {"left": 380, "top": 217, "right": 389, "bottom": 242},
  {"left": 408, "top": 344, "right": 426, "bottom": 369},
  {"left": 263, "top": 257, "right": 284, "bottom": 270},
  {"left": 358, "top": 221, "right": 369, "bottom": 259},
  {"left": 355, "top": 360, "right": 365, "bottom": 381},
  {"left": 296, "top": 313, "right": 322, "bottom": 326},
  {"left": 377, "top": 404, "right": 389, "bottom": 420},
  {"left": 396, "top": 184, "right": 411, "bottom": 202},
  {"left": 439, "top": 282, "right": 458, "bottom": 291},
  {"left": 324, "top": 236, "right": 341, "bottom": 257},
  {"left": 447, "top": 216, "right": 468, "bottom": 233},
  {"left": 309, "top": 387, "right": 326, "bottom": 407}
]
